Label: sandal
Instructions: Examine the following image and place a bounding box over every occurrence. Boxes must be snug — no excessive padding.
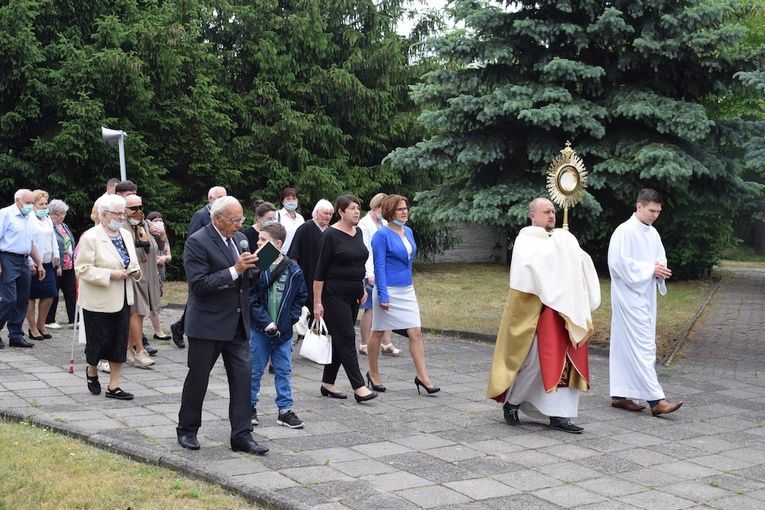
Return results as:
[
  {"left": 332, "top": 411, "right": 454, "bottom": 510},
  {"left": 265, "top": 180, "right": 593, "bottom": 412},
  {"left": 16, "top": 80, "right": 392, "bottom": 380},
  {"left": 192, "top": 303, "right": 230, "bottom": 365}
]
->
[
  {"left": 359, "top": 344, "right": 368, "bottom": 356},
  {"left": 105, "top": 387, "right": 134, "bottom": 400},
  {"left": 381, "top": 343, "right": 401, "bottom": 355},
  {"left": 86, "top": 368, "right": 101, "bottom": 395}
]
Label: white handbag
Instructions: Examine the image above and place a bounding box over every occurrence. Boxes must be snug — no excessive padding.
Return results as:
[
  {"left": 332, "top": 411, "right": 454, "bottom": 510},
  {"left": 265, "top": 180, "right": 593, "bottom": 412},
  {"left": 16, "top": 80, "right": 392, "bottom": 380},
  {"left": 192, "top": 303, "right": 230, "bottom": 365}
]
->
[
  {"left": 299, "top": 317, "right": 332, "bottom": 364},
  {"left": 292, "top": 306, "right": 310, "bottom": 338}
]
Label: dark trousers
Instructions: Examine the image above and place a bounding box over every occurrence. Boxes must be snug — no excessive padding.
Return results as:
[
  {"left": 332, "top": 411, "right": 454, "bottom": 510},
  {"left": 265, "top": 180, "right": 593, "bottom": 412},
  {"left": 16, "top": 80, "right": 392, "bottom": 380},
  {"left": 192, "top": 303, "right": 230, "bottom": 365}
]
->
[
  {"left": 177, "top": 328, "right": 253, "bottom": 442},
  {"left": 0, "top": 253, "right": 31, "bottom": 341},
  {"left": 322, "top": 291, "right": 364, "bottom": 390},
  {"left": 173, "top": 306, "right": 186, "bottom": 334},
  {"left": 46, "top": 268, "right": 77, "bottom": 324}
]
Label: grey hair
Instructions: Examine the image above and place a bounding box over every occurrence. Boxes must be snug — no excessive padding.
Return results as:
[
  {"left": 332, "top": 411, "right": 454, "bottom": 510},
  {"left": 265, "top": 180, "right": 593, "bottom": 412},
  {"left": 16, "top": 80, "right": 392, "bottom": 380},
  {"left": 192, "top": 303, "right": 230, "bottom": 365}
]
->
[
  {"left": 208, "top": 186, "right": 226, "bottom": 199},
  {"left": 210, "top": 196, "right": 240, "bottom": 217},
  {"left": 312, "top": 199, "right": 334, "bottom": 220},
  {"left": 48, "top": 199, "right": 69, "bottom": 215},
  {"left": 14, "top": 189, "right": 31, "bottom": 200},
  {"left": 96, "top": 194, "right": 126, "bottom": 215}
]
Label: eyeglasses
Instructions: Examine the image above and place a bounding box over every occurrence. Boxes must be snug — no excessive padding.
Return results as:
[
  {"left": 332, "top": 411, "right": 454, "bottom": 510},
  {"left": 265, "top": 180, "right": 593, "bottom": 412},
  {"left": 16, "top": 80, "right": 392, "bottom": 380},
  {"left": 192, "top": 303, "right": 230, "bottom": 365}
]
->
[
  {"left": 221, "top": 214, "right": 246, "bottom": 225},
  {"left": 396, "top": 207, "right": 409, "bottom": 212},
  {"left": 107, "top": 211, "right": 126, "bottom": 217},
  {"left": 126, "top": 205, "right": 143, "bottom": 211}
]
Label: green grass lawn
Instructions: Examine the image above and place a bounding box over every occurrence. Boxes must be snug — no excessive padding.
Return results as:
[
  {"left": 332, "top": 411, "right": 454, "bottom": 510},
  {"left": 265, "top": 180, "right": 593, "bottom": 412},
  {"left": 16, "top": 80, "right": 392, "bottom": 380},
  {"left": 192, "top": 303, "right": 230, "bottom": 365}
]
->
[{"left": 0, "top": 421, "right": 258, "bottom": 510}]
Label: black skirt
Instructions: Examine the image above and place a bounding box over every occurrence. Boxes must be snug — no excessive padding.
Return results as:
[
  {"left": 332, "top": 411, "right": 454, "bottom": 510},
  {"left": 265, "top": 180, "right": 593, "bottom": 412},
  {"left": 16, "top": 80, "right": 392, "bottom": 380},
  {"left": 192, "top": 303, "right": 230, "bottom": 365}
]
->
[{"left": 82, "top": 284, "right": 130, "bottom": 365}]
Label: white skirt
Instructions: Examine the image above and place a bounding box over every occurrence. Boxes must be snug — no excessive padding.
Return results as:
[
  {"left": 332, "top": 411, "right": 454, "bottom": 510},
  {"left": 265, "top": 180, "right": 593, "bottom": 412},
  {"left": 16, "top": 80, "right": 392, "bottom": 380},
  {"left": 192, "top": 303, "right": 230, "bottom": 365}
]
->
[{"left": 371, "top": 285, "right": 421, "bottom": 331}]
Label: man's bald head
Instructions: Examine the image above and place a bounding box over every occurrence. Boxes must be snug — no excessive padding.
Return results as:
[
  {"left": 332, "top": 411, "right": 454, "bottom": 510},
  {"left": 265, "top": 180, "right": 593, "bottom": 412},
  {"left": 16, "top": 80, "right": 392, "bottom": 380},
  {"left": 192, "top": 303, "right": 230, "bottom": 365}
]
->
[{"left": 529, "top": 198, "right": 556, "bottom": 232}]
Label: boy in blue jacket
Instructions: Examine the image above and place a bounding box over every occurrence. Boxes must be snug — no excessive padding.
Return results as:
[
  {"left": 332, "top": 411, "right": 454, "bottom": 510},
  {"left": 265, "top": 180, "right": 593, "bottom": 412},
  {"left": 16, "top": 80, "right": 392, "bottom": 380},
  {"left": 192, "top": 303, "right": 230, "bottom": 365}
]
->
[{"left": 249, "top": 222, "right": 308, "bottom": 428}]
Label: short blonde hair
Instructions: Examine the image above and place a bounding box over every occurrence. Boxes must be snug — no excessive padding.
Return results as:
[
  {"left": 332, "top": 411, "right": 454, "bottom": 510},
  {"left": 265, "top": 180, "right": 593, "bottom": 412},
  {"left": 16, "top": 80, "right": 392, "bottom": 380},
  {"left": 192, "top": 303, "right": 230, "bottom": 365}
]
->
[
  {"left": 32, "top": 189, "right": 49, "bottom": 203},
  {"left": 369, "top": 193, "right": 387, "bottom": 210}
]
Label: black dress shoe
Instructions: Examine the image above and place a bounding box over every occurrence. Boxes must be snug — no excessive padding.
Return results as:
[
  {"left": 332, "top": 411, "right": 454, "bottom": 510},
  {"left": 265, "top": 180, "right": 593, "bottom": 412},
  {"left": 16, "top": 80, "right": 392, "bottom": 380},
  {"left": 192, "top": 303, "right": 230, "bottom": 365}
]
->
[
  {"left": 170, "top": 322, "right": 186, "bottom": 348},
  {"left": 503, "top": 402, "right": 520, "bottom": 426},
  {"left": 142, "top": 340, "right": 158, "bottom": 356},
  {"left": 549, "top": 418, "right": 583, "bottom": 434},
  {"left": 28, "top": 329, "right": 44, "bottom": 340},
  {"left": 153, "top": 334, "right": 171, "bottom": 340},
  {"left": 231, "top": 436, "right": 268, "bottom": 455},
  {"left": 414, "top": 376, "right": 440, "bottom": 395},
  {"left": 366, "top": 372, "right": 386, "bottom": 392},
  {"left": 177, "top": 434, "right": 200, "bottom": 450},
  {"left": 320, "top": 386, "right": 347, "bottom": 399},
  {"left": 354, "top": 391, "right": 378, "bottom": 403},
  {"left": 10, "top": 338, "right": 34, "bottom": 348}
]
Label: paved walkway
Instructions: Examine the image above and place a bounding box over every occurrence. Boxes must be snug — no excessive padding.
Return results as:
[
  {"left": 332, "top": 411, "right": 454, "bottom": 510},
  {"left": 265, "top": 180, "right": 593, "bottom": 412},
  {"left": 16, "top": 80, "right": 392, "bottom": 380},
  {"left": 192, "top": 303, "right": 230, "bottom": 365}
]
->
[{"left": 1, "top": 268, "right": 764, "bottom": 509}]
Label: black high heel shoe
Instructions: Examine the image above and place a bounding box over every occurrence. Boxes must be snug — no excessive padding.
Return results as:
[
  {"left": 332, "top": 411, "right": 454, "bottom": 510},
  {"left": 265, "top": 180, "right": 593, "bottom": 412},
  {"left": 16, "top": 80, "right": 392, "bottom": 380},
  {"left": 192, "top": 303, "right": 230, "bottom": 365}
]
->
[
  {"left": 414, "top": 377, "right": 440, "bottom": 395},
  {"left": 28, "top": 329, "right": 44, "bottom": 341},
  {"left": 366, "top": 371, "right": 386, "bottom": 392},
  {"left": 354, "top": 391, "right": 378, "bottom": 403},
  {"left": 320, "top": 386, "right": 348, "bottom": 399},
  {"left": 86, "top": 367, "right": 101, "bottom": 395}
]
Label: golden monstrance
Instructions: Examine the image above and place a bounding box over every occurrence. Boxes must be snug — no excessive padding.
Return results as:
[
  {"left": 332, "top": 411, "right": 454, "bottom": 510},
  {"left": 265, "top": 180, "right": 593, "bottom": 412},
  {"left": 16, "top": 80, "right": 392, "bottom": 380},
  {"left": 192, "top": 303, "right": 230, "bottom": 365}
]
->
[{"left": 546, "top": 141, "right": 587, "bottom": 231}]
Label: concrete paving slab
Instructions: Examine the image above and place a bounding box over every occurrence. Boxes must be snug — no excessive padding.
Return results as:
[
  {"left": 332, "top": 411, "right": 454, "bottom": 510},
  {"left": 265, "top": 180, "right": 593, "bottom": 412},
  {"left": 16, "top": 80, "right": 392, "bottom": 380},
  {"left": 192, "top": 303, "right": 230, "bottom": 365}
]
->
[{"left": 2, "top": 267, "right": 764, "bottom": 508}]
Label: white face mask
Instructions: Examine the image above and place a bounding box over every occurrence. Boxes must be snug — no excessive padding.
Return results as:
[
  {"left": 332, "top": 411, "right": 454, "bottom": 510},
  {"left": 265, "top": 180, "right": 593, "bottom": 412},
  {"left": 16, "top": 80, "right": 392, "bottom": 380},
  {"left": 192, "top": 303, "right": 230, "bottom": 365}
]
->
[
  {"left": 152, "top": 221, "right": 164, "bottom": 229},
  {"left": 108, "top": 219, "right": 123, "bottom": 231}
]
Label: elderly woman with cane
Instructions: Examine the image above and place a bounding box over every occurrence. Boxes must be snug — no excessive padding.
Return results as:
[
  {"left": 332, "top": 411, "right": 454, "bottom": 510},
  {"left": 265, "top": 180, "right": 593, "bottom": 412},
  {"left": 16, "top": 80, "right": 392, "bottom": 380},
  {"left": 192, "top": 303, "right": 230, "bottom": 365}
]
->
[{"left": 75, "top": 194, "right": 142, "bottom": 399}]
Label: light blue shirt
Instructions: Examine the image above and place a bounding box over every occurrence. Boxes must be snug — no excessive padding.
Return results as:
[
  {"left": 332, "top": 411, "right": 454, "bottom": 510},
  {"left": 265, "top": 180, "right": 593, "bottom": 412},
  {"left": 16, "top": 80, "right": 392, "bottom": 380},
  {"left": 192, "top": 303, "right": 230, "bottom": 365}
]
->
[{"left": 0, "top": 203, "right": 34, "bottom": 255}]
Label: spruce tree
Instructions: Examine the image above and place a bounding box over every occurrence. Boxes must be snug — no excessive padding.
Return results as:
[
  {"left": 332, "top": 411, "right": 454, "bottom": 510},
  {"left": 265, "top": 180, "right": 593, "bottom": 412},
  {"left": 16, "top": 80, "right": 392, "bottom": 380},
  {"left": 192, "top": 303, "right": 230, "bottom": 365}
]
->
[{"left": 387, "top": 0, "right": 765, "bottom": 276}]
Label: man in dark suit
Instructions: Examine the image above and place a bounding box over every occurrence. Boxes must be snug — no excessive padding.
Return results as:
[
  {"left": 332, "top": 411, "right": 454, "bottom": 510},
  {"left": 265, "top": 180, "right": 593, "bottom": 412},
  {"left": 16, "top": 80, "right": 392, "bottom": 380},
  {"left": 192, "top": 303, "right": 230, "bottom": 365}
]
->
[
  {"left": 188, "top": 186, "right": 227, "bottom": 237},
  {"left": 170, "top": 186, "right": 227, "bottom": 349},
  {"left": 176, "top": 196, "right": 268, "bottom": 454}
]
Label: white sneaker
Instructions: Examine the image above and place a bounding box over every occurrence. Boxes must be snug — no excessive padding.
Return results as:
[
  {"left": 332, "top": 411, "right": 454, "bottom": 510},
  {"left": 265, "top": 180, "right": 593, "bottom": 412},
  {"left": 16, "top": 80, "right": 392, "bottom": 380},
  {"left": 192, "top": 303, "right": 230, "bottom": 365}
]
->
[
  {"left": 134, "top": 349, "right": 155, "bottom": 368},
  {"left": 45, "top": 322, "right": 62, "bottom": 330},
  {"left": 126, "top": 348, "right": 136, "bottom": 366},
  {"left": 97, "top": 361, "right": 111, "bottom": 373}
]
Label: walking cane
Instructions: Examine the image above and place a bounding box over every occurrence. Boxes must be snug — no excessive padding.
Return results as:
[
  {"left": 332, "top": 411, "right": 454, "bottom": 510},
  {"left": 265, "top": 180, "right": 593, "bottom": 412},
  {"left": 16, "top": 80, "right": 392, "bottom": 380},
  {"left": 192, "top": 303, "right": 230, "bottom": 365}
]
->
[{"left": 69, "top": 303, "right": 80, "bottom": 374}]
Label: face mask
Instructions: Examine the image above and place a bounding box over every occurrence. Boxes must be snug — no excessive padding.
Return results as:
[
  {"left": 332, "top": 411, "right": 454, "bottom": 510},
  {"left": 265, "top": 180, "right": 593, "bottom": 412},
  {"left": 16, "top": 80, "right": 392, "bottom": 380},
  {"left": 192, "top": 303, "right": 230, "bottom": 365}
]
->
[
  {"left": 376, "top": 213, "right": 383, "bottom": 221},
  {"left": 152, "top": 221, "right": 164, "bottom": 229},
  {"left": 393, "top": 219, "right": 406, "bottom": 227},
  {"left": 21, "top": 204, "right": 34, "bottom": 216},
  {"left": 128, "top": 217, "right": 142, "bottom": 226},
  {"left": 108, "top": 219, "right": 123, "bottom": 231},
  {"left": 36, "top": 209, "right": 49, "bottom": 218},
  {"left": 284, "top": 201, "right": 298, "bottom": 211}
]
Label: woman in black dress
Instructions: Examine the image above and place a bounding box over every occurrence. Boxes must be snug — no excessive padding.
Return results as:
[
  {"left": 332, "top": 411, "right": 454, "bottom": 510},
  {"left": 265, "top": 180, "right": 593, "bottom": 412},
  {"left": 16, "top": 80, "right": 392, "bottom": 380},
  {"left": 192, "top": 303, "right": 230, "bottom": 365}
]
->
[
  {"left": 313, "top": 195, "right": 377, "bottom": 403},
  {"left": 288, "top": 199, "right": 334, "bottom": 313}
]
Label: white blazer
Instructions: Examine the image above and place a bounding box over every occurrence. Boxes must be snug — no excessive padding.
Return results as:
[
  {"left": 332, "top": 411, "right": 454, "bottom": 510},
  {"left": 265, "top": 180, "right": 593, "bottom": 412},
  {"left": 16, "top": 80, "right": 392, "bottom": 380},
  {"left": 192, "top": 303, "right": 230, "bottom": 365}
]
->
[{"left": 74, "top": 224, "right": 142, "bottom": 313}]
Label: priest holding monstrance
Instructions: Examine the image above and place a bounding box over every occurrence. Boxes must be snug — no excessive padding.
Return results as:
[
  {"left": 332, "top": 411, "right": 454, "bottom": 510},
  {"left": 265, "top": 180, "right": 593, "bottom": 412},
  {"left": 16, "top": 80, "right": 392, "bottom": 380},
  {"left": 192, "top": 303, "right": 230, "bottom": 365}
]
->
[{"left": 487, "top": 143, "right": 600, "bottom": 433}]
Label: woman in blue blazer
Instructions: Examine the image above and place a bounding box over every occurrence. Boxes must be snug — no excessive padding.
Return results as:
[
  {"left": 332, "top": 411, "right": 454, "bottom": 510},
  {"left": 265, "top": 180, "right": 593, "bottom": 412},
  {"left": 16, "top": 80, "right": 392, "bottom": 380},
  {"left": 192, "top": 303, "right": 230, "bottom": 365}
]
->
[{"left": 366, "top": 195, "right": 440, "bottom": 395}]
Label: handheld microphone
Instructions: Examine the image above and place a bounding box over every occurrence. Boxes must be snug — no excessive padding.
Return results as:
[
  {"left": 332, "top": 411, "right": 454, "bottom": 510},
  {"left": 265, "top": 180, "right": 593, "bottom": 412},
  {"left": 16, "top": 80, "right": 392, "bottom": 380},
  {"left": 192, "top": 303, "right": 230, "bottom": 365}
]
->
[{"left": 239, "top": 239, "right": 258, "bottom": 281}]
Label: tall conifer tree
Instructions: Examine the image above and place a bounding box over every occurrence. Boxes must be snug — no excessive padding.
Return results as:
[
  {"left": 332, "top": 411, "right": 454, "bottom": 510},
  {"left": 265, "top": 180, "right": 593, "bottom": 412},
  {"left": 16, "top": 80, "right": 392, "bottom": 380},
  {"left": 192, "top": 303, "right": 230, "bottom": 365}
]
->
[{"left": 388, "top": 0, "right": 765, "bottom": 276}]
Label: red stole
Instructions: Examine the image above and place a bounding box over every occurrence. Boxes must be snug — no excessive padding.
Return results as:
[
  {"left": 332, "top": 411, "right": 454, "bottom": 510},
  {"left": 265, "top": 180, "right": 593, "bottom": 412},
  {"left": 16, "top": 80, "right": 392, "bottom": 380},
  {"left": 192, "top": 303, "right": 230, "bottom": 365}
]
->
[{"left": 537, "top": 307, "right": 590, "bottom": 392}]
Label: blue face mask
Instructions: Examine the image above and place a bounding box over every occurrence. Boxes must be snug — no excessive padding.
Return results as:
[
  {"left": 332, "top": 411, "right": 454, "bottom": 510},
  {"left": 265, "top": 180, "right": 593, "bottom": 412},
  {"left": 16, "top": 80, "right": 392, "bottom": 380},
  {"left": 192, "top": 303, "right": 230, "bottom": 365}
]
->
[
  {"left": 108, "top": 219, "right": 124, "bottom": 231},
  {"left": 21, "top": 204, "right": 34, "bottom": 216},
  {"left": 36, "top": 209, "right": 49, "bottom": 218},
  {"left": 392, "top": 219, "right": 406, "bottom": 227},
  {"left": 284, "top": 201, "right": 298, "bottom": 211},
  {"left": 376, "top": 213, "right": 383, "bottom": 221}
]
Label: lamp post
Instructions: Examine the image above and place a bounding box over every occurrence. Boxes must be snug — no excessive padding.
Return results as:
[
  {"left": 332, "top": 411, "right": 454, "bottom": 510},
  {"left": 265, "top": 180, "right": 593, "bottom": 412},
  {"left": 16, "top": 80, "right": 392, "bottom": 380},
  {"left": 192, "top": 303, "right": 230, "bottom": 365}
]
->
[{"left": 101, "top": 126, "right": 127, "bottom": 181}]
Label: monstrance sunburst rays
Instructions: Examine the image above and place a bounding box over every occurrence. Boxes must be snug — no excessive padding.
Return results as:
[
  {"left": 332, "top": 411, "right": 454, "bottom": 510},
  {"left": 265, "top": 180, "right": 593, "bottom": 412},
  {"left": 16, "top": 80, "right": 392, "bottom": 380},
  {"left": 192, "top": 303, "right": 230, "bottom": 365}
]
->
[{"left": 546, "top": 141, "right": 587, "bottom": 230}]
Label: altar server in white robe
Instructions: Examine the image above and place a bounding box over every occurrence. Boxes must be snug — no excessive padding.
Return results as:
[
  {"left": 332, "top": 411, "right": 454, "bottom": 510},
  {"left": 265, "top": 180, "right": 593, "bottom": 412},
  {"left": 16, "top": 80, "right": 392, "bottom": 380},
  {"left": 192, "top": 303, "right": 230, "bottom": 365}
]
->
[{"left": 608, "top": 188, "right": 683, "bottom": 417}]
